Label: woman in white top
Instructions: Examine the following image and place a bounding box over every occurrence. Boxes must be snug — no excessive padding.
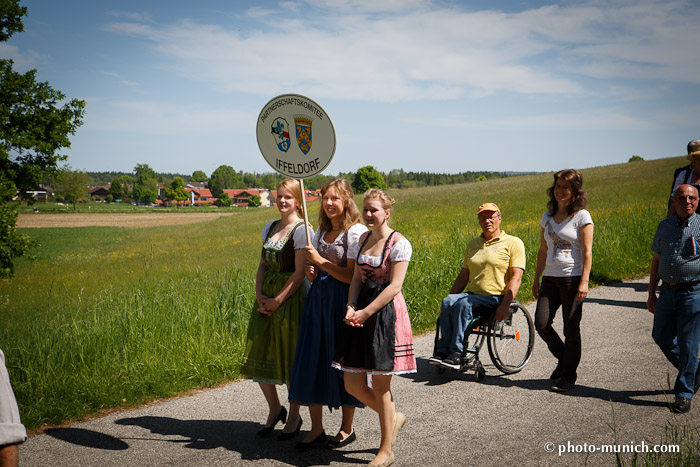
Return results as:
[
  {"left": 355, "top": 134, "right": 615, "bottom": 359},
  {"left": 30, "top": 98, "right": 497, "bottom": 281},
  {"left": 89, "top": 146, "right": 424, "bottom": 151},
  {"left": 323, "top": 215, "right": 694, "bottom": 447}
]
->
[
  {"left": 532, "top": 169, "right": 594, "bottom": 393},
  {"left": 333, "top": 189, "right": 416, "bottom": 467}
]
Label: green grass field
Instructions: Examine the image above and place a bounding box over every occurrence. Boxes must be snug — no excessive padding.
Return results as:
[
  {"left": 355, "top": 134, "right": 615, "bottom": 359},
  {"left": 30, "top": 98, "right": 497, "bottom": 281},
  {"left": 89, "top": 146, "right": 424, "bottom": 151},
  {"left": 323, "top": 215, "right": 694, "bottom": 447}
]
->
[{"left": 0, "top": 156, "right": 679, "bottom": 430}]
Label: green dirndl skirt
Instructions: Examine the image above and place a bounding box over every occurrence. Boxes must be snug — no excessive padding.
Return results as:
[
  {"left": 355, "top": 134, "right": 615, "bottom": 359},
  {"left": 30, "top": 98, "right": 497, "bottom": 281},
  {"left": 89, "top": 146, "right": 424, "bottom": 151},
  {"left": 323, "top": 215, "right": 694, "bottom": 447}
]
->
[{"left": 240, "top": 268, "right": 306, "bottom": 385}]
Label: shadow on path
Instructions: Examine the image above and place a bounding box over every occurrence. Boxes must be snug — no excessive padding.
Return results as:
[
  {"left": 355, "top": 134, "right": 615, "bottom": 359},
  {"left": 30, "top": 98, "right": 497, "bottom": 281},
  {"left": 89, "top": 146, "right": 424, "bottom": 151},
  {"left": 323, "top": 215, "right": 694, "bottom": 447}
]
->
[
  {"left": 46, "top": 418, "right": 373, "bottom": 466},
  {"left": 407, "top": 358, "right": 669, "bottom": 408},
  {"left": 586, "top": 297, "right": 647, "bottom": 310},
  {"left": 45, "top": 428, "right": 129, "bottom": 450}
]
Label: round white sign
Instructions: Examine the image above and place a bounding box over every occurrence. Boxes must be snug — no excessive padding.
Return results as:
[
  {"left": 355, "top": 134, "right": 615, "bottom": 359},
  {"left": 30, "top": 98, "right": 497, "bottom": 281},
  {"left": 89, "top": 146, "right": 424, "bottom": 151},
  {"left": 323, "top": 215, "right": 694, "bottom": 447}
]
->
[{"left": 256, "top": 94, "right": 336, "bottom": 179}]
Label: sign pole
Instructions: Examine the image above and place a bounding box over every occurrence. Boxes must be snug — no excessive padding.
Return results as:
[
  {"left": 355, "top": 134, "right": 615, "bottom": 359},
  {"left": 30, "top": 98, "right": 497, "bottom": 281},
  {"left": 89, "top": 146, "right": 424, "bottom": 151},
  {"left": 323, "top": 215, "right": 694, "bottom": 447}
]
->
[{"left": 298, "top": 178, "right": 311, "bottom": 246}]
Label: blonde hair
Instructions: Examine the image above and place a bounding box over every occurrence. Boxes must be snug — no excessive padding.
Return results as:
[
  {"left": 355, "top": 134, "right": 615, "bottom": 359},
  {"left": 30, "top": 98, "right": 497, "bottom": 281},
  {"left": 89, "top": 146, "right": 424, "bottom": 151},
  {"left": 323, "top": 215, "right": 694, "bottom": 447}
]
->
[
  {"left": 318, "top": 178, "right": 361, "bottom": 232},
  {"left": 363, "top": 188, "right": 395, "bottom": 212},
  {"left": 277, "top": 178, "right": 305, "bottom": 218}
]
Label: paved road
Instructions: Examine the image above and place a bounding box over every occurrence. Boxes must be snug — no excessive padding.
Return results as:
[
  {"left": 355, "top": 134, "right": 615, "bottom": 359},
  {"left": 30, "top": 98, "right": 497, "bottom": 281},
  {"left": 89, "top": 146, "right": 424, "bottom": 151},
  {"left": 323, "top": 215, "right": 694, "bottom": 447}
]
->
[{"left": 21, "top": 278, "right": 698, "bottom": 466}]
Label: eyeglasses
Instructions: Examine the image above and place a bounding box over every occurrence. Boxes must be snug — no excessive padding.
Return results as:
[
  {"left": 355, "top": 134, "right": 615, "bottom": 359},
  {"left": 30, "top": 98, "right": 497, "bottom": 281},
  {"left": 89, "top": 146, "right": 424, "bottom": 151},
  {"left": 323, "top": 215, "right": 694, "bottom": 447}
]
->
[
  {"left": 478, "top": 213, "right": 501, "bottom": 223},
  {"left": 675, "top": 195, "right": 699, "bottom": 202}
]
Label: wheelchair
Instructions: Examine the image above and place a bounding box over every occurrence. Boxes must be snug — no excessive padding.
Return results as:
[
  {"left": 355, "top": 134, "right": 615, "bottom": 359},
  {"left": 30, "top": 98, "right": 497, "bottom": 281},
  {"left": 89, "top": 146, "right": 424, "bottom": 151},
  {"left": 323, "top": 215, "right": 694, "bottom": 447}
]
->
[{"left": 431, "top": 301, "right": 535, "bottom": 381}]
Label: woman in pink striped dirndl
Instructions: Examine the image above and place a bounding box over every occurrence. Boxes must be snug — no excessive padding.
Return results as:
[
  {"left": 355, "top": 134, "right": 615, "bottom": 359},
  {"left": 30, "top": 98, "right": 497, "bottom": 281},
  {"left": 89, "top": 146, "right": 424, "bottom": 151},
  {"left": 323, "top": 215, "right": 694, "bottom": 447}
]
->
[{"left": 332, "top": 188, "right": 416, "bottom": 467}]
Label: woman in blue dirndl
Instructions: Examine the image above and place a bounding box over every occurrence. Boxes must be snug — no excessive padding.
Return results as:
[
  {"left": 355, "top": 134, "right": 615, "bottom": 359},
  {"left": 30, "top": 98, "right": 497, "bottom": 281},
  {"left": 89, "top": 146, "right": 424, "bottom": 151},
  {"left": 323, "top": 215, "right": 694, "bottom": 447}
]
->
[{"left": 289, "top": 179, "right": 366, "bottom": 451}]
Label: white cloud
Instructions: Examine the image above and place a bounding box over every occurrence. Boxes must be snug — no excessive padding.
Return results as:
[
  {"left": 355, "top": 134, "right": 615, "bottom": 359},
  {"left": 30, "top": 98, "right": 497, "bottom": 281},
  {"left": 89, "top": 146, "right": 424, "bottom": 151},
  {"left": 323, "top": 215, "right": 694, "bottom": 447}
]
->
[
  {"left": 0, "top": 43, "right": 45, "bottom": 71},
  {"left": 107, "top": 10, "right": 154, "bottom": 23},
  {"left": 101, "top": 0, "right": 699, "bottom": 104},
  {"left": 83, "top": 100, "right": 253, "bottom": 135},
  {"left": 101, "top": 71, "right": 140, "bottom": 87},
  {"left": 405, "top": 109, "right": 657, "bottom": 132}
]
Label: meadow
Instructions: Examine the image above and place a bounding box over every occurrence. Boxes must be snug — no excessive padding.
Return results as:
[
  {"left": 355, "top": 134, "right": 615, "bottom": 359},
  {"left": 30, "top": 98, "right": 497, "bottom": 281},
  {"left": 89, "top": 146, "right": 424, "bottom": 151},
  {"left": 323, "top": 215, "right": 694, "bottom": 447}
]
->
[{"left": 0, "top": 156, "right": 678, "bottom": 431}]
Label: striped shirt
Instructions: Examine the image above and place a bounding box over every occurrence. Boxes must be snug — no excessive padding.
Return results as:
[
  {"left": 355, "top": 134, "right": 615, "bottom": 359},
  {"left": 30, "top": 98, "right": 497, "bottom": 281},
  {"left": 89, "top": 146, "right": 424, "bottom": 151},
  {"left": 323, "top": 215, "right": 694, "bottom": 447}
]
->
[{"left": 652, "top": 213, "right": 700, "bottom": 283}]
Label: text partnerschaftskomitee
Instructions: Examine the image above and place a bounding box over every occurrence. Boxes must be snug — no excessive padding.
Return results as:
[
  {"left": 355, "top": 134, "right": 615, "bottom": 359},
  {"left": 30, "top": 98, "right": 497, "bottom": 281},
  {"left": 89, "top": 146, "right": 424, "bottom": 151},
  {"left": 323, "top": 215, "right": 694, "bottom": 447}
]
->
[{"left": 260, "top": 97, "right": 325, "bottom": 123}]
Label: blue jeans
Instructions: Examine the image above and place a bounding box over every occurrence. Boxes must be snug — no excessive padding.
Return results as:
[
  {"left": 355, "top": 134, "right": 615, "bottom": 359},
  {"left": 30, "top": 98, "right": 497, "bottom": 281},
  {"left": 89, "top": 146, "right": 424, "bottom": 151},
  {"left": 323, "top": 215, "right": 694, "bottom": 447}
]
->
[
  {"left": 652, "top": 283, "right": 700, "bottom": 399},
  {"left": 436, "top": 293, "right": 503, "bottom": 355}
]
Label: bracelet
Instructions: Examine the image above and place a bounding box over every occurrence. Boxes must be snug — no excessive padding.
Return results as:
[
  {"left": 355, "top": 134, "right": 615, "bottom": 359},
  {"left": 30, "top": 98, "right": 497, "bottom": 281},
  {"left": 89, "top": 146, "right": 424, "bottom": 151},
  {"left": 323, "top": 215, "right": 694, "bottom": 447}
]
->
[{"left": 347, "top": 303, "right": 357, "bottom": 310}]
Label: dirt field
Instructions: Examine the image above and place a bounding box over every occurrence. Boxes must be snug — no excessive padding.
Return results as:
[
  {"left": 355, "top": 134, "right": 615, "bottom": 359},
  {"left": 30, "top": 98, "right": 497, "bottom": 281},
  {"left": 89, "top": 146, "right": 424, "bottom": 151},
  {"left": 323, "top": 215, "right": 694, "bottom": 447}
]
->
[{"left": 17, "top": 212, "right": 238, "bottom": 228}]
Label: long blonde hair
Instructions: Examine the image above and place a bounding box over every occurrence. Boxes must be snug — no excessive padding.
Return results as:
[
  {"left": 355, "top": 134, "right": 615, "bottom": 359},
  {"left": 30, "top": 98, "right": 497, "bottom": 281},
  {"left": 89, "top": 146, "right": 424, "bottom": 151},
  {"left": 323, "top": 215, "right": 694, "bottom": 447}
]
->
[
  {"left": 278, "top": 178, "right": 305, "bottom": 218},
  {"left": 318, "top": 178, "right": 361, "bottom": 232}
]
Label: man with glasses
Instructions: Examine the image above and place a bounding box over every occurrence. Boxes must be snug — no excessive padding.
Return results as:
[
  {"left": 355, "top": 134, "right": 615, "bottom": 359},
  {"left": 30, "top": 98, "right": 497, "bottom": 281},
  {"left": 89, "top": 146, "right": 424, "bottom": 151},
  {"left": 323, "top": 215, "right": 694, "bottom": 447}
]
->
[
  {"left": 429, "top": 203, "right": 525, "bottom": 369},
  {"left": 648, "top": 184, "right": 700, "bottom": 413}
]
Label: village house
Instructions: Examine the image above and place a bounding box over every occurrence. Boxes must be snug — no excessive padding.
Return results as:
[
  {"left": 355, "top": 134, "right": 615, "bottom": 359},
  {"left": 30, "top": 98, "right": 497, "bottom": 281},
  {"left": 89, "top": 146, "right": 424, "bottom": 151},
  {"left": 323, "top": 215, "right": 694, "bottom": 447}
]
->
[
  {"left": 187, "top": 187, "right": 214, "bottom": 205},
  {"left": 221, "top": 188, "right": 272, "bottom": 207},
  {"left": 16, "top": 184, "right": 55, "bottom": 202},
  {"left": 89, "top": 185, "right": 110, "bottom": 201}
]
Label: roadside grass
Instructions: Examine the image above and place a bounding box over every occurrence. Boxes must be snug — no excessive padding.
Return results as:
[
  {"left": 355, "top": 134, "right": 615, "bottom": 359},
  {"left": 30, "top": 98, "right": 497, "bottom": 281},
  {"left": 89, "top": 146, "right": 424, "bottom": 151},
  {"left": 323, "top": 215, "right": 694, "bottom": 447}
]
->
[
  {"left": 0, "top": 156, "right": 682, "bottom": 430},
  {"left": 609, "top": 398, "right": 700, "bottom": 466}
]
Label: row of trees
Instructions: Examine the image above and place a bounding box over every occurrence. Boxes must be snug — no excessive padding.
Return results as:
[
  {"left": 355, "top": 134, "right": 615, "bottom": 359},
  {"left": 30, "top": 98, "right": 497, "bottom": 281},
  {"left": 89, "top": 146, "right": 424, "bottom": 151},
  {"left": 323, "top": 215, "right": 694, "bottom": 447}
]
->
[{"left": 84, "top": 165, "right": 507, "bottom": 199}]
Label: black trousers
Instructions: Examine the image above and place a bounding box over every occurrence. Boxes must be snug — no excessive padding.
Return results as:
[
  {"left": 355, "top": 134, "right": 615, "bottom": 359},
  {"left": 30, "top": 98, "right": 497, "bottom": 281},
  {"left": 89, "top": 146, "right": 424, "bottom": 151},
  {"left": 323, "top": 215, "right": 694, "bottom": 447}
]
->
[{"left": 534, "top": 275, "right": 583, "bottom": 383}]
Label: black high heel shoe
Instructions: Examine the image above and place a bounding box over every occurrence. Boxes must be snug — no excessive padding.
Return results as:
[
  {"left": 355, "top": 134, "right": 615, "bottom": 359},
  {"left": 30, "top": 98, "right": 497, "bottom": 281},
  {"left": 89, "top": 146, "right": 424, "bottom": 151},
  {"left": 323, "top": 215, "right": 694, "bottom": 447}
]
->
[
  {"left": 257, "top": 406, "right": 287, "bottom": 437},
  {"left": 277, "top": 417, "right": 302, "bottom": 441},
  {"left": 295, "top": 431, "right": 327, "bottom": 452}
]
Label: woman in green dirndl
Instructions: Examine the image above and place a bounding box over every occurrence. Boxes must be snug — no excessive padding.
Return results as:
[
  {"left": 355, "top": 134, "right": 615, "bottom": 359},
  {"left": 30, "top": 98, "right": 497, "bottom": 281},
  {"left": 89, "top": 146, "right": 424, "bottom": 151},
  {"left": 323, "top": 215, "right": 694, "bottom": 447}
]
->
[{"left": 241, "top": 178, "right": 313, "bottom": 440}]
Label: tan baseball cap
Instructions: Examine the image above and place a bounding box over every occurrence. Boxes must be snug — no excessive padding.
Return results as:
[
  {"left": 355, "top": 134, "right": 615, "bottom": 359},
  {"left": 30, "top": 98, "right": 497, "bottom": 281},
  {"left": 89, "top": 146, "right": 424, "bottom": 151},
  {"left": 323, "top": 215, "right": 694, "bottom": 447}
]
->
[{"left": 477, "top": 202, "right": 500, "bottom": 214}]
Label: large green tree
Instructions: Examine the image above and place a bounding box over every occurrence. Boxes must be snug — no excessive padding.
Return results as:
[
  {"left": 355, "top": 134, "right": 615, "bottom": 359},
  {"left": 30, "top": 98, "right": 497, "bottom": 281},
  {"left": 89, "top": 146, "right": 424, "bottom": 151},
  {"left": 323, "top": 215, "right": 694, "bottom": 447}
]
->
[
  {"left": 190, "top": 170, "right": 208, "bottom": 183},
  {"left": 109, "top": 176, "right": 128, "bottom": 202},
  {"left": 132, "top": 163, "right": 158, "bottom": 204},
  {"left": 0, "top": 0, "right": 85, "bottom": 277},
  {"left": 209, "top": 165, "right": 238, "bottom": 197},
  {"left": 164, "top": 176, "right": 189, "bottom": 207},
  {"left": 352, "top": 166, "right": 387, "bottom": 193},
  {"left": 56, "top": 167, "right": 89, "bottom": 211}
]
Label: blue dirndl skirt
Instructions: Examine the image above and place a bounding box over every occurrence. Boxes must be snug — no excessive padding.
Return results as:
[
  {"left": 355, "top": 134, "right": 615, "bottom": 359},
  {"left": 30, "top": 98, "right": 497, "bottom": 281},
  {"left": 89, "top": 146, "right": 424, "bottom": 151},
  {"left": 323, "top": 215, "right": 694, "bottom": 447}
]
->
[{"left": 289, "top": 271, "right": 363, "bottom": 409}]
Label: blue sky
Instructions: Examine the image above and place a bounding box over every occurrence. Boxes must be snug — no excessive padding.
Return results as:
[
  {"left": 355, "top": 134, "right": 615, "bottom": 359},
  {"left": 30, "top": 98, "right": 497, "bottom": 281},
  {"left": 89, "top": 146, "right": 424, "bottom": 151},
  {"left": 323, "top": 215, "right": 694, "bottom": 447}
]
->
[{"left": 3, "top": 0, "right": 700, "bottom": 177}]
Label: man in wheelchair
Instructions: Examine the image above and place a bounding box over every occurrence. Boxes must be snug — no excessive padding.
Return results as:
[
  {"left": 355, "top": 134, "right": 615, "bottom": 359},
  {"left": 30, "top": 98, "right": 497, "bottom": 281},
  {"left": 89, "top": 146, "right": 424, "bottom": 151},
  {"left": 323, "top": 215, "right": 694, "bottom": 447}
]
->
[{"left": 429, "top": 203, "right": 526, "bottom": 370}]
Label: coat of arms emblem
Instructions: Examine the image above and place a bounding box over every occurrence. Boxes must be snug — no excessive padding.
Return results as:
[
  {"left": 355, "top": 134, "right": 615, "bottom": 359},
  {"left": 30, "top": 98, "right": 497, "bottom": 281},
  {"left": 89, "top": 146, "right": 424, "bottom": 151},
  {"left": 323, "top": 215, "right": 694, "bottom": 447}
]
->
[
  {"left": 294, "top": 115, "right": 313, "bottom": 155},
  {"left": 270, "top": 117, "right": 290, "bottom": 152}
]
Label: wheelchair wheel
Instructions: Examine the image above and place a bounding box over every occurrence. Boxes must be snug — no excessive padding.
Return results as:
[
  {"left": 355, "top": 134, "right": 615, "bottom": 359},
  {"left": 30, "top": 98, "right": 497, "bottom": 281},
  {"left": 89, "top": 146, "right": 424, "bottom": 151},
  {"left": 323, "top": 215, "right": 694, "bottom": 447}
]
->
[{"left": 487, "top": 302, "right": 534, "bottom": 374}]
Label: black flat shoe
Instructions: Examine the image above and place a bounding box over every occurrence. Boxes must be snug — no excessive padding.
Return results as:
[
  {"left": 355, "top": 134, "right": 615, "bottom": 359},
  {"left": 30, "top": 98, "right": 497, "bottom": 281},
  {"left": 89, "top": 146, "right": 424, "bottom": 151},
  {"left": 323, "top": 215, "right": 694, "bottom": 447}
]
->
[
  {"left": 257, "top": 406, "right": 287, "bottom": 437},
  {"left": 326, "top": 431, "right": 356, "bottom": 449},
  {"left": 277, "top": 418, "right": 302, "bottom": 441},
  {"left": 295, "top": 431, "right": 326, "bottom": 452}
]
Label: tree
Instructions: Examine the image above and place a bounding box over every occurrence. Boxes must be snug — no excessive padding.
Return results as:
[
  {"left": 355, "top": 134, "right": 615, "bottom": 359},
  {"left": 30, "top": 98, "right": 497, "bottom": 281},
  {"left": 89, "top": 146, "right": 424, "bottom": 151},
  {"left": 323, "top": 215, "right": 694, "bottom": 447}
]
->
[
  {"left": 216, "top": 192, "right": 232, "bottom": 207},
  {"left": 109, "top": 176, "right": 127, "bottom": 202},
  {"left": 352, "top": 166, "right": 387, "bottom": 193},
  {"left": 132, "top": 163, "right": 158, "bottom": 204},
  {"left": 164, "top": 176, "right": 189, "bottom": 207},
  {"left": 191, "top": 170, "right": 208, "bottom": 183},
  {"left": 629, "top": 155, "right": 644, "bottom": 162},
  {"left": 248, "top": 194, "right": 262, "bottom": 207},
  {"left": 242, "top": 172, "right": 258, "bottom": 188},
  {"left": 56, "top": 168, "right": 89, "bottom": 211},
  {"left": 0, "top": 0, "right": 85, "bottom": 277},
  {"left": 209, "top": 165, "right": 238, "bottom": 197},
  {"left": 260, "top": 173, "right": 279, "bottom": 190}
]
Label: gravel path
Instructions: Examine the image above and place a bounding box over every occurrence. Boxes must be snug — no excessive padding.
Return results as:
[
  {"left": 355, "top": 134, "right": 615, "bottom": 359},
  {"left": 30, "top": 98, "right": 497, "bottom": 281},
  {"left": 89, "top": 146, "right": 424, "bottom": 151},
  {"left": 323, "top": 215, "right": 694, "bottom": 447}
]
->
[{"left": 20, "top": 278, "right": 697, "bottom": 466}]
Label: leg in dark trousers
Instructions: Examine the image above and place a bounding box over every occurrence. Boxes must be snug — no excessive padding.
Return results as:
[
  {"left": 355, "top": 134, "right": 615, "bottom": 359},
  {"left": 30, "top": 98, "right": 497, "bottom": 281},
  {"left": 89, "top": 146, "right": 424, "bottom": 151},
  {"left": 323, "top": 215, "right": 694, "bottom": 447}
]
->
[{"left": 535, "top": 276, "right": 583, "bottom": 383}]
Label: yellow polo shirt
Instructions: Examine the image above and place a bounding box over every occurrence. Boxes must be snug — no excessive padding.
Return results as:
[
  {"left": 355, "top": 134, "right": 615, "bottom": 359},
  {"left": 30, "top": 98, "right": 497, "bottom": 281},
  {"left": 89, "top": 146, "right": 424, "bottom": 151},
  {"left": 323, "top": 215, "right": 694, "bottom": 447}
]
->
[{"left": 462, "top": 231, "right": 526, "bottom": 296}]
